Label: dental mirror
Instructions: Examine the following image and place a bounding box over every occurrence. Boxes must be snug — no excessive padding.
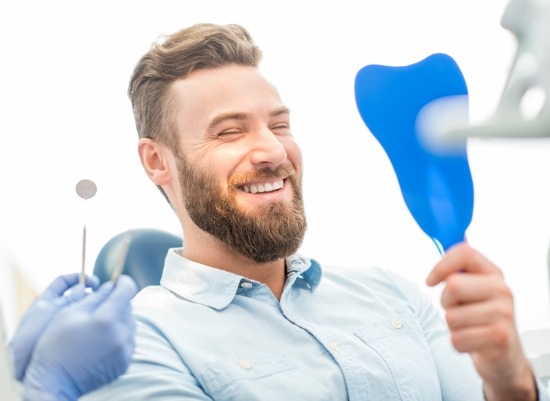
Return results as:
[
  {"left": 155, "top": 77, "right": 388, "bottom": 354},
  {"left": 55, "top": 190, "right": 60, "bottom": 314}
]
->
[{"left": 76, "top": 179, "right": 97, "bottom": 285}]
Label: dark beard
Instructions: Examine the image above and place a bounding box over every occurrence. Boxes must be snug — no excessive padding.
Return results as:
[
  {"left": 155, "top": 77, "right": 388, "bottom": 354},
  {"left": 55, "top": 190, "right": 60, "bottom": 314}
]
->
[{"left": 176, "top": 154, "right": 307, "bottom": 264}]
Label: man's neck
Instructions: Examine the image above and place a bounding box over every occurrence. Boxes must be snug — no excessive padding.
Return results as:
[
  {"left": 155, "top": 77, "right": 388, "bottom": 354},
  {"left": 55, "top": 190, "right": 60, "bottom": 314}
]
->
[{"left": 181, "top": 233, "right": 287, "bottom": 300}]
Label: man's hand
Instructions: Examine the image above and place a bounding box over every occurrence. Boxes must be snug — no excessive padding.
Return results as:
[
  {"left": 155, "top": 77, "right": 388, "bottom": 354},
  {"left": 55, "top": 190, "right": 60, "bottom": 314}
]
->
[{"left": 426, "top": 242, "right": 537, "bottom": 401}]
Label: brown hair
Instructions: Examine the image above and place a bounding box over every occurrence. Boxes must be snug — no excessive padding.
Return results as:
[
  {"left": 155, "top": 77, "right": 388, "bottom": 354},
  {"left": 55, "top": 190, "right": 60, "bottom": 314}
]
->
[{"left": 128, "top": 23, "right": 263, "bottom": 151}]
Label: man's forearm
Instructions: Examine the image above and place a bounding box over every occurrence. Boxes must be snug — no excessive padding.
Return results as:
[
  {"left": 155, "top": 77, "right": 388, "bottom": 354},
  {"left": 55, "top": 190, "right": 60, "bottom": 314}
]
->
[{"left": 483, "top": 368, "right": 538, "bottom": 401}]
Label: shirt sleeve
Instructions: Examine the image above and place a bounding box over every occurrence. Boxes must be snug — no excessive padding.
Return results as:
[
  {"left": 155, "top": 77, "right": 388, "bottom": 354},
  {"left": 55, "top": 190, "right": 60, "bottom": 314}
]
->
[
  {"left": 388, "top": 270, "right": 550, "bottom": 401},
  {"left": 386, "top": 269, "right": 485, "bottom": 401},
  {"left": 537, "top": 378, "right": 550, "bottom": 401},
  {"left": 81, "top": 318, "right": 214, "bottom": 401}
]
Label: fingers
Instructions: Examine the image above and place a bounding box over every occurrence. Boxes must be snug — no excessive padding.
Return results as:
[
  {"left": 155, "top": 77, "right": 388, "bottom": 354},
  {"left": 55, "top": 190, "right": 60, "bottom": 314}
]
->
[
  {"left": 40, "top": 274, "right": 81, "bottom": 300},
  {"left": 52, "top": 284, "right": 87, "bottom": 306},
  {"left": 86, "top": 275, "right": 101, "bottom": 290},
  {"left": 445, "top": 299, "right": 515, "bottom": 331},
  {"left": 95, "top": 275, "right": 138, "bottom": 316},
  {"left": 113, "top": 275, "right": 139, "bottom": 302},
  {"left": 41, "top": 274, "right": 100, "bottom": 301},
  {"left": 426, "top": 242, "right": 502, "bottom": 287},
  {"left": 66, "top": 275, "right": 138, "bottom": 315},
  {"left": 439, "top": 273, "right": 513, "bottom": 309},
  {"left": 439, "top": 271, "right": 516, "bottom": 354},
  {"left": 65, "top": 280, "right": 115, "bottom": 312},
  {"left": 425, "top": 243, "right": 529, "bottom": 382},
  {"left": 448, "top": 323, "right": 513, "bottom": 355}
]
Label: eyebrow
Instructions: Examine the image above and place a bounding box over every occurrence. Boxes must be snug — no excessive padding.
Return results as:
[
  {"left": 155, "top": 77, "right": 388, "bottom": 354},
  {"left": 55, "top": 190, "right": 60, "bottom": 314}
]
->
[{"left": 206, "top": 106, "right": 290, "bottom": 133}]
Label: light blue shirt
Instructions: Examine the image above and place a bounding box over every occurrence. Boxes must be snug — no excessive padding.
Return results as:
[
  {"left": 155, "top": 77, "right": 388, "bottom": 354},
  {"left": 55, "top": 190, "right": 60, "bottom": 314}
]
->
[{"left": 83, "top": 249, "right": 525, "bottom": 400}]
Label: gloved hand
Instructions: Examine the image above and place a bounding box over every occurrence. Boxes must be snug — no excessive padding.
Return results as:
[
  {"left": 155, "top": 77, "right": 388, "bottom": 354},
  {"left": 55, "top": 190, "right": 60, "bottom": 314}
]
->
[
  {"left": 8, "top": 273, "right": 100, "bottom": 380},
  {"left": 22, "top": 275, "right": 138, "bottom": 401}
]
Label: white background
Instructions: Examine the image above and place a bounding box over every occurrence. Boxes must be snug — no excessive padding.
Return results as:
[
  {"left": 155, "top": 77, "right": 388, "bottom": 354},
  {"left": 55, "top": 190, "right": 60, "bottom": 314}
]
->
[{"left": 1, "top": 0, "right": 549, "bottom": 335}]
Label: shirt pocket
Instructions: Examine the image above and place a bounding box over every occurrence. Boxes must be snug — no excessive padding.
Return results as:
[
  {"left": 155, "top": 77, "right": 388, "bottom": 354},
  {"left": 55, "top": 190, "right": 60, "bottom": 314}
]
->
[
  {"left": 354, "top": 314, "right": 442, "bottom": 401},
  {"left": 198, "top": 355, "right": 331, "bottom": 401}
]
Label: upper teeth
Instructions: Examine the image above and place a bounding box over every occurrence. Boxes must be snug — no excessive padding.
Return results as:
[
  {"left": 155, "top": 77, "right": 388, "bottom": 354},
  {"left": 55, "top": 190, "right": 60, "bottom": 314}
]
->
[{"left": 242, "top": 179, "right": 284, "bottom": 194}]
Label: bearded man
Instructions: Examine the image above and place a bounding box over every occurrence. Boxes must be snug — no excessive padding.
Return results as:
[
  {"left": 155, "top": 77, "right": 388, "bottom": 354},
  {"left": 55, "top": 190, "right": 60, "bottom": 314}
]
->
[{"left": 83, "top": 23, "right": 544, "bottom": 401}]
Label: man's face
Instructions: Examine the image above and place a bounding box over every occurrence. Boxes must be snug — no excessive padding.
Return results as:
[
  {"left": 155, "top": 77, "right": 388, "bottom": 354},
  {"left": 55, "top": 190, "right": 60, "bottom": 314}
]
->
[{"left": 170, "top": 65, "right": 306, "bottom": 263}]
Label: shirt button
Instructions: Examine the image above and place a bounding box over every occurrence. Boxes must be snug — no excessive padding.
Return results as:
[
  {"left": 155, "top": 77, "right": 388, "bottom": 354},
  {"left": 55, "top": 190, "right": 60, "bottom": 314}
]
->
[
  {"left": 282, "top": 306, "right": 289, "bottom": 314},
  {"left": 391, "top": 318, "right": 402, "bottom": 329},
  {"left": 239, "top": 359, "right": 252, "bottom": 370},
  {"left": 328, "top": 342, "right": 340, "bottom": 352},
  {"left": 240, "top": 282, "right": 253, "bottom": 288}
]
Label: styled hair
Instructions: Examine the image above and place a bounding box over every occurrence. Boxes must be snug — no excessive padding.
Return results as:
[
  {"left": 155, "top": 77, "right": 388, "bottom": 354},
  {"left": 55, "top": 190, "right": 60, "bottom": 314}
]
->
[{"left": 128, "top": 23, "right": 263, "bottom": 151}]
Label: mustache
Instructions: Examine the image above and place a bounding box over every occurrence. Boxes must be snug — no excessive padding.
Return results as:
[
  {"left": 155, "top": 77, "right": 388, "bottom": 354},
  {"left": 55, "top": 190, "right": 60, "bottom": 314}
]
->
[{"left": 228, "top": 163, "right": 296, "bottom": 188}]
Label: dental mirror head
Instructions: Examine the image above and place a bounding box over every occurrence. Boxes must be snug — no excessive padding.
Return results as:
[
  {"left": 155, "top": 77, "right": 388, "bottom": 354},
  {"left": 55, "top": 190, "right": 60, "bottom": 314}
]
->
[
  {"left": 76, "top": 179, "right": 97, "bottom": 285},
  {"left": 76, "top": 179, "right": 97, "bottom": 200}
]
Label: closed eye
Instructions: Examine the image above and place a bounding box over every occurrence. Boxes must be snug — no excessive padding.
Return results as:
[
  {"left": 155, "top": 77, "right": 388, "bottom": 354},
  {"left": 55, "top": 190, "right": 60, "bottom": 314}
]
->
[
  {"left": 217, "top": 129, "right": 244, "bottom": 137},
  {"left": 271, "top": 124, "right": 291, "bottom": 134}
]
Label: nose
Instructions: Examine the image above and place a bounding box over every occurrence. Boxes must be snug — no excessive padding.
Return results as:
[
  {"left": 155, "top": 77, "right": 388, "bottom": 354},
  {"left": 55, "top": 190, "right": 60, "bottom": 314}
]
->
[{"left": 248, "top": 128, "right": 287, "bottom": 168}]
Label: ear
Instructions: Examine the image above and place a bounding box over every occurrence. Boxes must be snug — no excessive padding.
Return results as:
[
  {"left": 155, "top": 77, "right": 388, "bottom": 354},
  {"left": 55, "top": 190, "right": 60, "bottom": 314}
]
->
[{"left": 138, "top": 138, "right": 172, "bottom": 186}]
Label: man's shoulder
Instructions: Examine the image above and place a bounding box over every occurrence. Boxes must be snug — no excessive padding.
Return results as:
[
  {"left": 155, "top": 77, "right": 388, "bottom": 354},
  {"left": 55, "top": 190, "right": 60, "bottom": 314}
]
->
[
  {"left": 321, "top": 263, "right": 401, "bottom": 286},
  {"left": 318, "top": 262, "right": 425, "bottom": 300},
  {"left": 131, "top": 284, "right": 169, "bottom": 306},
  {"left": 130, "top": 284, "right": 191, "bottom": 318}
]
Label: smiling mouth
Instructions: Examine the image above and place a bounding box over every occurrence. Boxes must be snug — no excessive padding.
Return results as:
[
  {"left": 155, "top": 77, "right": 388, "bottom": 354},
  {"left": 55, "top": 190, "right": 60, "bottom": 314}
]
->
[{"left": 238, "top": 178, "right": 284, "bottom": 194}]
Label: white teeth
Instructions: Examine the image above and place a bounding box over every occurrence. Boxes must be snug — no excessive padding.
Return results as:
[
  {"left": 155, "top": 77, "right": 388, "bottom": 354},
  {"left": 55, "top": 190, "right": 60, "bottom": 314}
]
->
[{"left": 241, "top": 179, "right": 284, "bottom": 194}]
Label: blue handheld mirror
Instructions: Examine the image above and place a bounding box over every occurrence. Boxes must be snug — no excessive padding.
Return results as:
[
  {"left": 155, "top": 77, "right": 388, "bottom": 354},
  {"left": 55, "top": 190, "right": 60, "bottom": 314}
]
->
[{"left": 354, "top": 53, "right": 473, "bottom": 253}]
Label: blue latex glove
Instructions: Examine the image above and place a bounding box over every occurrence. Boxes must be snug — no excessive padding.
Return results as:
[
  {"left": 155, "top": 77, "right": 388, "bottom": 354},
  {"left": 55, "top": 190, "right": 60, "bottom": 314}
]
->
[
  {"left": 8, "top": 273, "right": 100, "bottom": 381},
  {"left": 22, "top": 275, "right": 138, "bottom": 401}
]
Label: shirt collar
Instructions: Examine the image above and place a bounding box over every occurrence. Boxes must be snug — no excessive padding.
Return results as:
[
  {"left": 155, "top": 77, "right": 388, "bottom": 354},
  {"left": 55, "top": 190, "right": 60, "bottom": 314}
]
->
[
  {"left": 285, "top": 254, "right": 322, "bottom": 290},
  {"left": 159, "top": 248, "right": 323, "bottom": 310}
]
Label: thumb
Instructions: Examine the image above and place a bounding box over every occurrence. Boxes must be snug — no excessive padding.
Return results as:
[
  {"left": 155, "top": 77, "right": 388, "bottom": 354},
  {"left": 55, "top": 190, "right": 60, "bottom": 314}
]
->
[
  {"left": 51, "top": 284, "right": 87, "bottom": 307},
  {"left": 95, "top": 275, "right": 138, "bottom": 316},
  {"left": 40, "top": 274, "right": 81, "bottom": 301},
  {"left": 68, "top": 281, "right": 115, "bottom": 312}
]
